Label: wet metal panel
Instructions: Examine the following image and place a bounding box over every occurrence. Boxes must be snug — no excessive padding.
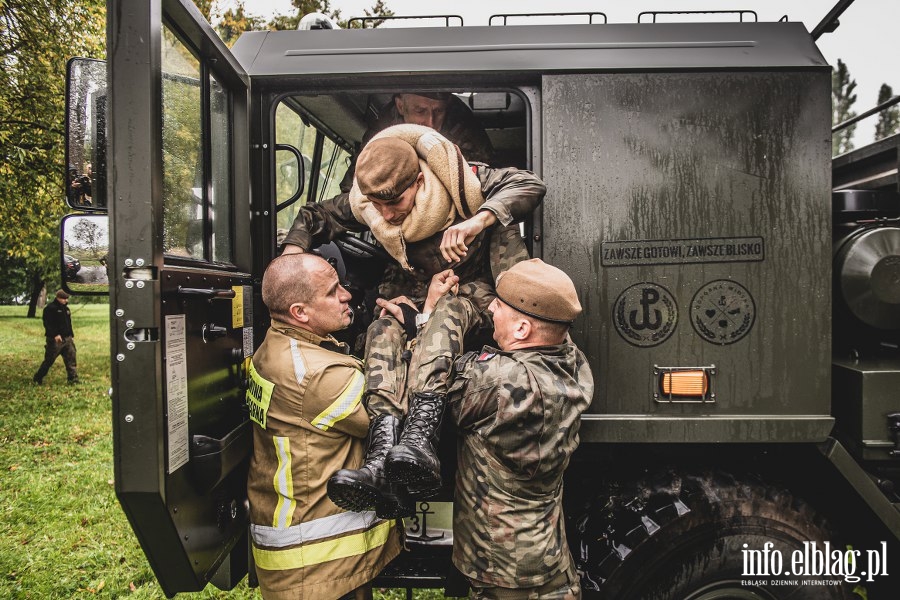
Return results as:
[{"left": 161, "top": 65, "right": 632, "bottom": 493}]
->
[
  {"left": 232, "top": 23, "right": 826, "bottom": 80},
  {"left": 542, "top": 71, "right": 831, "bottom": 441}
]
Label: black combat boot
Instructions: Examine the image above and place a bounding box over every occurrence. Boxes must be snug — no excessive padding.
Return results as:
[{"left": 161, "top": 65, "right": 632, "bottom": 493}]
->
[
  {"left": 385, "top": 392, "right": 445, "bottom": 497},
  {"left": 327, "top": 414, "right": 414, "bottom": 519}
]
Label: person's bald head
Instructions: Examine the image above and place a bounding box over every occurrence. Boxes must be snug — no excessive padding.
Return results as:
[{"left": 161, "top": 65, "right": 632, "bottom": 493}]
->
[
  {"left": 262, "top": 254, "right": 353, "bottom": 336},
  {"left": 263, "top": 254, "right": 318, "bottom": 319}
]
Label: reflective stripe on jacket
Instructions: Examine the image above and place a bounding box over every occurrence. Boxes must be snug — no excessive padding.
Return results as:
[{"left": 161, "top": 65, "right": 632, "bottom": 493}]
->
[{"left": 247, "top": 321, "right": 401, "bottom": 599}]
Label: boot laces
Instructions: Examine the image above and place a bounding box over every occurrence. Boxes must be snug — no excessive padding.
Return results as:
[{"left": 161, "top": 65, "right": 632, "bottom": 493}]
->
[
  {"left": 365, "top": 418, "right": 396, "bottom": 464},
  {"left": 403, "top": 397, "right": 442, "bottom": 443}
]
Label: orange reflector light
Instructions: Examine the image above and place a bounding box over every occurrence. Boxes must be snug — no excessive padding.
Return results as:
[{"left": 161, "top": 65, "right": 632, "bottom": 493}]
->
[{"left": 660, "top": 370, "right": 709, "bottom": 397}]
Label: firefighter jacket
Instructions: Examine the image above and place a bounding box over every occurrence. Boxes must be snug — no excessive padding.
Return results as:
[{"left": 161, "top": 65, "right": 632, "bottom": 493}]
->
[
  {"left": 447, "top": 341, "right": 594, "bottom": 589},
  {"left": 42, "top": 299, "right": 74, "bottom": 339},
  {"left": 281, "top": 164, "right": 545, "bottom": 287},
  {"left": 246, "top": 321, "right": 401, "bottom": 600}
]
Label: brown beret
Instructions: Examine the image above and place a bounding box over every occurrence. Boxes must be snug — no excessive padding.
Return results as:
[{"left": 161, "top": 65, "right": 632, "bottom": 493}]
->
[
  {"left": 356, "top": 138, "right": 420, "bottom": 200},
  {"left": 495, "top": 259, "right": 582, "bottom": 323},
  {"left": 56, "top": 289, "right": 70, "bottom": 299}
]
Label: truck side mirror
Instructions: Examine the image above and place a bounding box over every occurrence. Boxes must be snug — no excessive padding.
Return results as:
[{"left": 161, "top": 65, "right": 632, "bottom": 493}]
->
[
  {"left": 66, "top": 58, "right": 107, "bottom": 211},
  {"left": 61, "top": 214, "right": 109, "bottom": 295}
]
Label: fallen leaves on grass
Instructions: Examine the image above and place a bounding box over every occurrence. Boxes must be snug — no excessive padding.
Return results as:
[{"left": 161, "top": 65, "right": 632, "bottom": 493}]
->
[{"left": 80, "top": 580, "right": 105, "bottom": 593}]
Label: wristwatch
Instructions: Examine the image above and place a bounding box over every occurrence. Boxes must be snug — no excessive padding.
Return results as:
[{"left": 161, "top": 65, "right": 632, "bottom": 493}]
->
[{"left": 415, "top": 312, "right": 431, "bottom": 328}]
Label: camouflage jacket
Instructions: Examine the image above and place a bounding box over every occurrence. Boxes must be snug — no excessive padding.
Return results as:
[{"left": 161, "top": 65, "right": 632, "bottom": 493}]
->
[
  {"left": 448, "top": 341, "right": 594, "bottom": 588},
  {"left": 280, "top": 165, "right": 545, "bottom": 288}
]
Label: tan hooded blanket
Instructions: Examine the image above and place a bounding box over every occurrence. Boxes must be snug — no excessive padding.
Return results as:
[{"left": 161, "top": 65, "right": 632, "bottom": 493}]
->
[{"left": 349, "top": 124, "right": 485, "bottom": 271}]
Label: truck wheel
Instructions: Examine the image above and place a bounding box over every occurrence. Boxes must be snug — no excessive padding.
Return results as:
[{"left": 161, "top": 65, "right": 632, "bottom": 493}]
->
[{"left": 572, "top": 471, "right": 860, "bottom": 600}]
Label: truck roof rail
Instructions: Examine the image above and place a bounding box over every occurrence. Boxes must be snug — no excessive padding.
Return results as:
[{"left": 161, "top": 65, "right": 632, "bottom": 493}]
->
[
  {"left": 833, "top": 94, "right": 900, "bottom": 134},
  {"left": 346, "top": 14, "right": 463, "bottom": 28},
  {"left": 488, "top": 12, "right": 607, "bottom": 26},
  {"left": 638, "top": 10, "right": 758, "bottom": 23}
]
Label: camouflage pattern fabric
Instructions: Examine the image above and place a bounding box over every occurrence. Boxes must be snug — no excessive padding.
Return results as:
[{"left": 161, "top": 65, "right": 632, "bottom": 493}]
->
[
  {"left": 378, "top": 222, "right": 529, "bottom": 302},
  {"left": 487, "top": 223, "right": 531, "bottom": 283},
  {"left": 406, "top": 286, "right": 493, "bottom": 395},
  {"left": 447, "top": 341, "right": 594, "bottom": 589},
  {"left": 469, "top": 566, "right": 582, "bottom": 599},
  {"left": 364, "top": 283, "right": 494, "bottom": 417},
  {"left": 377, "top": 263, "right": 428, "bottom": 303},
  {"left": 362, "top": 316, "right": 409, "bottom": 418},
  {"left": 364, "top": 223, "right": 530, "bottom": 416}
]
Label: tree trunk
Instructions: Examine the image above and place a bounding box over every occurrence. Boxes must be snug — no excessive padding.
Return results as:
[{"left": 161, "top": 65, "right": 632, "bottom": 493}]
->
[{"left": 27, "top": 272, "right": 45, "bottom": 318}]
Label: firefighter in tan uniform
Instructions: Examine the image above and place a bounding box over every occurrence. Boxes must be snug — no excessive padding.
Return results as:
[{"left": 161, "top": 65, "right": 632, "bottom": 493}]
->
[{"left": 246, "top": 253, "right": 401, "bottom": 600}]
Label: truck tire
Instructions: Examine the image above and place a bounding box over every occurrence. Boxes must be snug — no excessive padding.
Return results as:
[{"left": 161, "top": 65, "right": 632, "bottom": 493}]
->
[{"left": 571, "top": 470, "right": 861, "bottom": 600}]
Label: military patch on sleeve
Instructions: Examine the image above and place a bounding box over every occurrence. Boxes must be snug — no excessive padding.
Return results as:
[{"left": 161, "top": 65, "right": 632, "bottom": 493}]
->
[
  {"left": 246, "top": 360, "right": 274, "bottom": 428},
  {"left": 476, "top": 351, "right": 496, "bottom": 362}
]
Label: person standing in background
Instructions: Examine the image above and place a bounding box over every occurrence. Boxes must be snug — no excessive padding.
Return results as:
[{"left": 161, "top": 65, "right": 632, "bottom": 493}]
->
[{"left": 33, "top": 289, "right": 79, "bottom": 385}]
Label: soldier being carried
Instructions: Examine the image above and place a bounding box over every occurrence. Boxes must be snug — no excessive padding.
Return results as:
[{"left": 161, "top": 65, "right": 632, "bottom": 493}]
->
[{"left": 281, "top": 123, "right": 545, "bottom": 517}]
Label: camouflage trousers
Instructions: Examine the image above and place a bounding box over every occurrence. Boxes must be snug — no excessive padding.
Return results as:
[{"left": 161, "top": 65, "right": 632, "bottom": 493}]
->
[
  {"left": 363, "top": 223, "right": 529, "bottom": 417},
  {"left": 468, "top": 567, "right": 581, "bottom": 600},
  {"left": 363, "top": 282, "right": 493, "bottom": 417}
]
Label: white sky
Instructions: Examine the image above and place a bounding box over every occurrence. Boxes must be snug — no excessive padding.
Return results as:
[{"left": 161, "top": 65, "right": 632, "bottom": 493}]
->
[{"left": 218, "top": 0, "right": 899, "bottom": 145}]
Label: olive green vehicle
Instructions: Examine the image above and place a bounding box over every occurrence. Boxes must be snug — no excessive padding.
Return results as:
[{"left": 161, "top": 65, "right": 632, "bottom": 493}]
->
[{"left": 62, "top": 0, "right": 899, "bottom": 597}]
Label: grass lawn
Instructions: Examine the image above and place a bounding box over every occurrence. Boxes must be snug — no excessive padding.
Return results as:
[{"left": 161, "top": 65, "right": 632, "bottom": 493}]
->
[{"left": 0, "top": 303, "right": 448, "bottom": 599}]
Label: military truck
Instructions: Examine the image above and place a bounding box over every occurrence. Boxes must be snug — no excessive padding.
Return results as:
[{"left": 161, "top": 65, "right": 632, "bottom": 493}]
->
[{"left": 63, "top": 0, "right": 900, "bottom": 597}]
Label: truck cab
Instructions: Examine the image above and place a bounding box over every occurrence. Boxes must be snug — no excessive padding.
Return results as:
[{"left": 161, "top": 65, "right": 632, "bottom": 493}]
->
[{"left": 67, "top": 0, "right": 899, "bottom": 597}]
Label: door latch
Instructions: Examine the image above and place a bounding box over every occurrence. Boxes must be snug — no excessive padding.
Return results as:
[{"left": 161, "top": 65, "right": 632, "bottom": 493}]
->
[{"left": 202, "top": 323, "right": 228, "bottom": 343}]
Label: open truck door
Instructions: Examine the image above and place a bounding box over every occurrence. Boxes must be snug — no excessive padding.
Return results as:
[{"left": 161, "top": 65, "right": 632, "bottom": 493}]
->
[{"left": 107, "top": 0, "right": 253, "bottom": 594}]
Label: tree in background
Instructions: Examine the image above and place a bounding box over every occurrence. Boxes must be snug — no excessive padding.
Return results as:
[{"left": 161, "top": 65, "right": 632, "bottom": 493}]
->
[
  {"left": 269, "top": 0, "right": 333, "bottom": 30},
  {"left": 197, "top": 0, "right": 394, "bottom": 46},
  {"left": 216, "top": 3, "right": 266, "bottom": 46},
  {"left": 269, "top": 0, "right": 394, "bottom": 31},
  {"left": 832, "top": 58, "right": 857, "bottom": 156},
  {"left": 874, "top": 84, "right": 899, "bottom": 141},
  {"left": 0, "top": 0, "right": 106, "bottom": 314},
  {"left": 72, "top": 217, "right": 104, "bottom": 259},
  {"left": 350, "top": 0, "right": 394, "bottom": 28}
]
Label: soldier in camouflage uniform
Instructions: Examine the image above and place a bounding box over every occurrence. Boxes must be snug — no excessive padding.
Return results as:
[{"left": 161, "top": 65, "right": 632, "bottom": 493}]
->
[
  {"left": 445, "top": 259, "right": 593, "bottom": 599},
  {"left": 281, "top": 131, "right": 544, "bottom": 518}
]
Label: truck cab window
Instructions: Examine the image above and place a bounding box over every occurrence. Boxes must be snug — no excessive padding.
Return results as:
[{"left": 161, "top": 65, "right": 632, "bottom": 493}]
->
[
  {"left": 161, "top": 23, "right": 234, "bottom": 263},
  {"left": 209, "top": 72, "right": 231, "bottom": 263},
  {"left": 274, "top": 100, "right": 352, "bottom": 231},
  {"left": 275, "top": 102, "right": 316, "bottom": 233},
  {"left": 317, "top": 138, "right": 351, "bottom": 203}
]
